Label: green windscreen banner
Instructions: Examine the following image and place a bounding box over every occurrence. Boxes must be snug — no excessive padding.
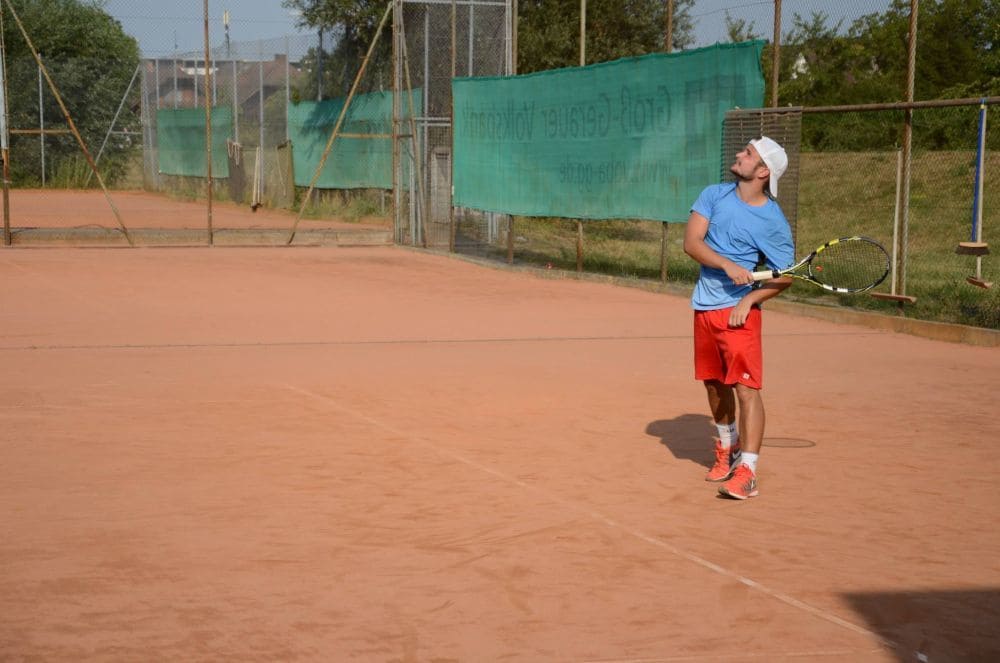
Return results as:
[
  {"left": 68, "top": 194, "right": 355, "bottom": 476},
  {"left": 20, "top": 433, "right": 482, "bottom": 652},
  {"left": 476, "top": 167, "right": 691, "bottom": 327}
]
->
[
  {"left": 453, "top": 41, "right": 765, "bottom": 221},
  {"left": 156, "top": 107, "right": 232, "bottom": 178},
  {"left": 288, "top": 89, "right": 422, "bottom": 189}
]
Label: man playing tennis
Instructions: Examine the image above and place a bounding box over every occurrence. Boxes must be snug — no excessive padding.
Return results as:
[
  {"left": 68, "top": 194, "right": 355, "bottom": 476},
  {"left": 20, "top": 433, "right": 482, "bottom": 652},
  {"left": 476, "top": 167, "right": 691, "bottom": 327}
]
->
[{"left": 682, "top": 136, "right": 794, "bottom": 499}]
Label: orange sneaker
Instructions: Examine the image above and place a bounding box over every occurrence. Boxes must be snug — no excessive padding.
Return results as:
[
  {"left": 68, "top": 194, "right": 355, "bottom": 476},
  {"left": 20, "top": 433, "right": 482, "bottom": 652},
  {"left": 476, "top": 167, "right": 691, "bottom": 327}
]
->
[
  {"left": 719, "top": 464, "right": 758, "bottom": 500},
  {"left": 705, "top": 439, "right": 741, "bottom": 482}
]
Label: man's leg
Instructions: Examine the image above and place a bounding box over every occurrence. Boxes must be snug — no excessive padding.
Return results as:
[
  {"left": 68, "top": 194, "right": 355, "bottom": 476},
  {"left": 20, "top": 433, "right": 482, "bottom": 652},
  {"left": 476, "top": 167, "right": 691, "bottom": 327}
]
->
[
  {"left": 734, "top": 383, "right": 764, "bottom": 456},
  {"left": 719, "top": 384, "right": 764, "bottom": 499},
  {"left": 704, "top": 379, "right": 735, "bottom": 426},
  {"left": 703, "top": 380, "right": 741, "bottom": 481}
]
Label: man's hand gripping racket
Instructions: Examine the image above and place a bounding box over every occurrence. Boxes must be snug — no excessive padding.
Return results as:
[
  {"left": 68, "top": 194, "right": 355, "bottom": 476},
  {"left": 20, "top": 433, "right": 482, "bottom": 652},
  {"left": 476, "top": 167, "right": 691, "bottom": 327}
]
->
[{"left": 752, "top": 236, "right": 890, "bottom": 294}]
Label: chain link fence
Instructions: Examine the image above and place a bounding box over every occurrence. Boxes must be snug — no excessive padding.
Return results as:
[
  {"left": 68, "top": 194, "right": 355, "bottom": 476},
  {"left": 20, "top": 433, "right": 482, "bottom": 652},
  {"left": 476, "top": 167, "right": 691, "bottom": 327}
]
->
[
  {"left": 794, "top": 106, "right": 998, "bottom": 328},
  {"left": 394, "top": 0, "right": 511, "bottom": 248},
  {"left": 141, "top": 35, "right": 315, "bottom": 212}
]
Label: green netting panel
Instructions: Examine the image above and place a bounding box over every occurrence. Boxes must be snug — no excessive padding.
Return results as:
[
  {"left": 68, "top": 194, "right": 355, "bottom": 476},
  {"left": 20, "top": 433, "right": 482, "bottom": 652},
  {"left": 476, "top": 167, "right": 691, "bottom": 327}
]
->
[
  {"left": 453, "top": 41, "right": 765, "bottom": 222},
  {"left": 156, "top": 107, "right": 232, "bottom": 178},
  {"left": 288, "top": 90, "right": 422, "bottom": 190}
]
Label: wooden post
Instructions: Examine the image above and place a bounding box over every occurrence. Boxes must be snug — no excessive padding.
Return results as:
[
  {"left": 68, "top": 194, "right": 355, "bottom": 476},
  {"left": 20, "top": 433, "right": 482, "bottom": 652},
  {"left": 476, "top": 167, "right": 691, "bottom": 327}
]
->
[
  {"left": 3, "top": 0, "right": 132, "bottom": 245},
  {"left": 665, "top": 0, "right": 673, "bottom": 52},
  {"left": 661, "top": 0, "right": 674, "bottom": 281},
  {"left": 898, "top": 0, "right": 918, "bottom": 296},
  {"left": 660, "top": 224, "right": 669, "bottom": 282},
  {"left": 512, "top": 0, "right": 518, "bottom": 74},
  {"left": 0, "top": 3, "right": 10, "bottom": 246},
  {"left": 449, "top": 0, "right": 456, "bottom": 253},
  {"left": 287, "top": 2, "right": 393, "bottom": 245},
  {"left": 771, "top": 0, "right": 781, "bottom": 108},
  {"left": 507, "top": 217, "right": 514, "bottom": 264},
  {"left": 203, "top": 0, "right": 213, "bottom": 245}
]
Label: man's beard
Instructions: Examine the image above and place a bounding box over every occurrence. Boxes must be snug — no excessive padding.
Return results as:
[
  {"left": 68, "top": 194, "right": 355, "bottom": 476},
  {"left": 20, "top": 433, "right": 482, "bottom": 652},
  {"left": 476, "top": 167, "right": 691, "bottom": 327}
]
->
[{"left": 729, "top": 163, "right": 753, "bottom": 182}]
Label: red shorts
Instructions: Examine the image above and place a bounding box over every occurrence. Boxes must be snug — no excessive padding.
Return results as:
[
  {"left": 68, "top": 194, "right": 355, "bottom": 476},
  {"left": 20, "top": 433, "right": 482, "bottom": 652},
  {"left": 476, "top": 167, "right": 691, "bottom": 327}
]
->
[{"left": 693, "top": 307, "right": 763, "bottom": 389}]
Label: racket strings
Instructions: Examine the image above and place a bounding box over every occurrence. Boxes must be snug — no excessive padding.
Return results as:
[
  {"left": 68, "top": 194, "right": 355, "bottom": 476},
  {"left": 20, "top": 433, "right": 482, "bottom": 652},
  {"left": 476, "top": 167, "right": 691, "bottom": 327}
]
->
[{"left": 808, "top": 240, "right": 889, "bottom": 291}]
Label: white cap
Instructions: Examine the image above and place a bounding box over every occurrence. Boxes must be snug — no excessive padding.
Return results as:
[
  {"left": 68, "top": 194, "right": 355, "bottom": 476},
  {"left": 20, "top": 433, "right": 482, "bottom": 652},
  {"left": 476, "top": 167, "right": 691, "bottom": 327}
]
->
[{"left": 749, "top": 136, "right": 787, "bottom": 197}]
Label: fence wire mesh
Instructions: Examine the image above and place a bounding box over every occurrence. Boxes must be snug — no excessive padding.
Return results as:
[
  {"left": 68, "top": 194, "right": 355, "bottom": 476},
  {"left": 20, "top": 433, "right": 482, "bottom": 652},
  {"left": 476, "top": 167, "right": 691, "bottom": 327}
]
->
[{"left": 395, "top": 0, "right": 511, "bottom": 248}]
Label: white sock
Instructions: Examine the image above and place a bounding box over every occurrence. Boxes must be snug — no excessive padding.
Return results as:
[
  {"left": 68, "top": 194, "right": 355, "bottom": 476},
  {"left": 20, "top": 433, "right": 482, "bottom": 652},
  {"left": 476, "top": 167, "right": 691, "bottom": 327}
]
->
[
  {"left": 741, "top": 452, "right": 759, "bottom": 472},
  {"left": 716, "top": 422, "right": 738, "bottom": 448}
]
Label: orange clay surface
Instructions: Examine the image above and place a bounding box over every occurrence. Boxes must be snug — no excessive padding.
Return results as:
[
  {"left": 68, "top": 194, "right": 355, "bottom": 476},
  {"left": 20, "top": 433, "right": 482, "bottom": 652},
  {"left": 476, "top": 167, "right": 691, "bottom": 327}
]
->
[
  {"left": 7, "top": 188, "right": 390, "bottom": 230},
  {"left": 1, "top": 245, "right": 998, "bottom": 662}
]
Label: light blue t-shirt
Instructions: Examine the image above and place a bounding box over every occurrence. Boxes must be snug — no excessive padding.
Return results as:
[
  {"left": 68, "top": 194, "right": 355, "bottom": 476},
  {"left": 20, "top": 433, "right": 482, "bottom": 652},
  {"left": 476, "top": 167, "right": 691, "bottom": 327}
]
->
[{"left": 689, "top": 183, "right": 794, "bottom": 311}]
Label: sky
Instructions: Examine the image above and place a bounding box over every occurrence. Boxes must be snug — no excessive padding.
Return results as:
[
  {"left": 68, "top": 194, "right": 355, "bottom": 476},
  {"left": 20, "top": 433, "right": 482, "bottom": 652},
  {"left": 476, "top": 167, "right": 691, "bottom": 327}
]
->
[
  {"left": 103, "top": 0, "right": 892, "bottom": 60},
  {"left": 102, "top": 0, "right": 309, "bottom": 58}
]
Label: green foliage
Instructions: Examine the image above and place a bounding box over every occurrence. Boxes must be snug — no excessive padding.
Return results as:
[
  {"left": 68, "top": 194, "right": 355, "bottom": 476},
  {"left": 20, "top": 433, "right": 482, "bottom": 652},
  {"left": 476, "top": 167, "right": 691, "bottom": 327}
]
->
[
  {"left": 47, "top": 154, "right": 90, "bottom": 188},
  {"left": 283, "top": 0, "right": 390, "bottom": 101},
  {"left": 516, "top": 0, "right": 695, "bottom": 73},
  {"left": 724, "top": 13, "right": 761, "bottom": 44},
  {"left": 3, "top": 0, "right": 140, "bottom": 186},
  {"left": 758, "top": 0, "right": 999, "bottom": 151},
  {"left": 492, "top": 148, "right": 999, "bottom": 330}
]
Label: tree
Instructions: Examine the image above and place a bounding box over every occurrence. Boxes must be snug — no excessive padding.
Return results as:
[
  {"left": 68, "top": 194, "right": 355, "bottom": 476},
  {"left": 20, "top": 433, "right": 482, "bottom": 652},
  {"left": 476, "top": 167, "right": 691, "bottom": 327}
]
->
[
  {"left": 283, "top": 0, "right": 390, "bottom": 100},
  {"left": 3, "top": 0, "right": 140, "bottom": 186},
  {"left": 724, "top": 13, "right": 761, "bottom": 44},
  {"left": 856, "top": 0, "right": 998, "bottom": 99},
  {"left": 517, "top": 0, "right": 696, "bottom": 74},
  {"left": 772, "top": 1, "right": 999, "bottom": 149}
]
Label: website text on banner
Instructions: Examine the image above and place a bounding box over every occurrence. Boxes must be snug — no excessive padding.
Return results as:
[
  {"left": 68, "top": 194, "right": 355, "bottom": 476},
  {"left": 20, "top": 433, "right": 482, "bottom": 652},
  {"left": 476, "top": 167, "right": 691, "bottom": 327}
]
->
[
  {"left": 156, "top": 107, "right": 233, "bottom": 178},
  {"left": 287, "top": 90, "right": 422, "bottom": 190},
  {"left": 452, "top": 41, "right": 765, "bottom": 222}
]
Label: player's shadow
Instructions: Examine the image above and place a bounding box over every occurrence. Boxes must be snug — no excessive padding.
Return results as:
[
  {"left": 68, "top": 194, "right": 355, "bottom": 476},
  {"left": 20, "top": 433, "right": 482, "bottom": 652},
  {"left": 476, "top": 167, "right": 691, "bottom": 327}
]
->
[
  {"left": 842, "top": 588, "right": 1000, "bottom": 661},
  {"left": 645, "top": 414, "right": 716, "bottom": 469}
]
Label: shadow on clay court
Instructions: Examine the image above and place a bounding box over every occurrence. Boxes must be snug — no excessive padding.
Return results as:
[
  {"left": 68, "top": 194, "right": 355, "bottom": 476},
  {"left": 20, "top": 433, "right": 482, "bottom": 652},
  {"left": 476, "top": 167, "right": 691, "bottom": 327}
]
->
[
  {"left": 645, "top": 414, "right": 716, "bottom": 469},
  {"left": 842, "top": 588, "right": 1000, "bottom": 662}
]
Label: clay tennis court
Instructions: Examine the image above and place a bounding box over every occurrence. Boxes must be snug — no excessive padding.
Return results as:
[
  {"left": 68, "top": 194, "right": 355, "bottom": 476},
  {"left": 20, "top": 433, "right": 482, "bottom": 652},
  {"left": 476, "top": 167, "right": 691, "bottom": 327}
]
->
[
  {"left": 4, "top": 189, "right": 392, "bottom": 246},
  {"left": 2, "top": 241, "right": 998, "bottom": 661}
]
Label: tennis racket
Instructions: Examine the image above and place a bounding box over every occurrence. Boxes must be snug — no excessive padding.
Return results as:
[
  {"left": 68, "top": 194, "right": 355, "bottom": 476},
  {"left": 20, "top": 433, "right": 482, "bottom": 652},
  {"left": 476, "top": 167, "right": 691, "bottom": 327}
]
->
[{"left": 752, "top": 236, "right": 890, "bottom": 294}]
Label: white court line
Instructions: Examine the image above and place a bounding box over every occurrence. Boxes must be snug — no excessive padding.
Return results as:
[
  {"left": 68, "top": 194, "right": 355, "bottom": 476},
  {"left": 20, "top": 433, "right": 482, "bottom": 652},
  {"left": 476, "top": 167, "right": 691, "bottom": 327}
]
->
[
  {"left": 580, "top": 647, "right": 889, "bottom": 662},
  {"left": 287, "top": 384, "right": 897, "bottom": 653}
]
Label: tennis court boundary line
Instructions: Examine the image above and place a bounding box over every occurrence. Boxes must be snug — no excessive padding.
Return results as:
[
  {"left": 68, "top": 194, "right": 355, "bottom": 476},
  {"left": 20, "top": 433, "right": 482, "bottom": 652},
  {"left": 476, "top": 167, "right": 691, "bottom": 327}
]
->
[
  {"left": 0, "top": 331, "right": 878, "bottom": 353},
  {"left": 286, "top": 384, "right": 898, "bottom": 654}
]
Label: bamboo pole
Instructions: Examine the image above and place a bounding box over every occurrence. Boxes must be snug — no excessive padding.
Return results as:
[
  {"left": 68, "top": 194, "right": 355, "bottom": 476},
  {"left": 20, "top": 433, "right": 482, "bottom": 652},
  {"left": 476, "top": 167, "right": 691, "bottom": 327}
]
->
[
  {"left": 751, "top": 97, "right": 1000, "bottom": 114},
  {"left": 897, "top": 0, "right": 918, "bottom": 296},
  {"left": 0, "top": 3, "right": 9, "bottom": 246},
  {"left": 661, "top": 0, "right": 674, "bottom": 282},
  {"left": 204, "top": 0, "right": 213, "bottom": 245},
  {"left": 771, "top": 0, "right": 781, "bottom": 108},
  {"left": 449, "top": 0, "right": 456, "bottom": 253},
  {"left": 512, "top": 0, "right": 518, "bottom": 74},
  {"left": 86, "top": 63, "right": 141, "bottom": 186},
  {"left": 398, "top": 9, "right": 429, "bottom": 247},
  {"left": 286, "top": 2, "right": 393, "bottom": 245},
  {"left": 576, "top": 0, "right": 586, "bottom": 271},
  {"left": 3, "top": 0, "right": 132, "bottom": 245},
  {"left": 392, "top": 1, "right": 400, "bottom": 243},
  {"left": 665, "top": 0, "right": 673, "bottom": 52}
]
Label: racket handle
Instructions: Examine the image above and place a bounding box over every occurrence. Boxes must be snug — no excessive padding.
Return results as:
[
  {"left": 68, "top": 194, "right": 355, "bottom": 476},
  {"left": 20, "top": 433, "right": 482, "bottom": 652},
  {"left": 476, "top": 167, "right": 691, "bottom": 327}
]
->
[{"left": 751, "top": 269, "right": 779, "bottom": 282}]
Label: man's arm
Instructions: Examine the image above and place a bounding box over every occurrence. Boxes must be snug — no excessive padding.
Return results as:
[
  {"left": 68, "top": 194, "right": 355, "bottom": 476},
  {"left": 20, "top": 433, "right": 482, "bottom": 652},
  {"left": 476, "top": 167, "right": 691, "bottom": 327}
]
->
[
  {"left": 683, "top": 211, "right": 753, "bottom": 285},
  {"left": 683, "top": 211, "right": 792, "bottom": 327},
  {"left": 728, "top": 276, "right": 792, "bottom": 325}
]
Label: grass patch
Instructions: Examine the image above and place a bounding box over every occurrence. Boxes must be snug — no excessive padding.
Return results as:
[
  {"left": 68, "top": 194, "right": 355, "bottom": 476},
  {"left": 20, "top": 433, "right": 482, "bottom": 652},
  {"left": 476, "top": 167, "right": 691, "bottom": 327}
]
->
[
  {"left": 462, "top": 150, "right": 998, "bottom": 330},
  {"left": 297, "top": 188, "right": 390, "bottom": 222}
]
